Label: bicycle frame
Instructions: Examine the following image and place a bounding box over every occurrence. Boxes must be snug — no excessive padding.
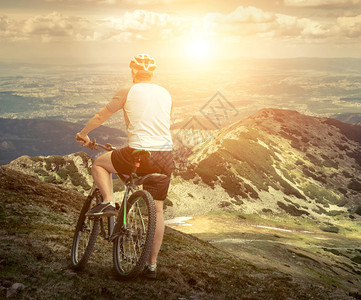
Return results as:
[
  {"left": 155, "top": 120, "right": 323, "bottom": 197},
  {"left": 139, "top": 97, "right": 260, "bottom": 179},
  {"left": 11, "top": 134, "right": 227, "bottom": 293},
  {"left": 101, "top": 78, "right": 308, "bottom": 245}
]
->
[
  {"left": 77, "top": 139, "right": 152, "bottom": 240},
  {"left": 97, "top": 171, "right": 143, "bottom": 242}
]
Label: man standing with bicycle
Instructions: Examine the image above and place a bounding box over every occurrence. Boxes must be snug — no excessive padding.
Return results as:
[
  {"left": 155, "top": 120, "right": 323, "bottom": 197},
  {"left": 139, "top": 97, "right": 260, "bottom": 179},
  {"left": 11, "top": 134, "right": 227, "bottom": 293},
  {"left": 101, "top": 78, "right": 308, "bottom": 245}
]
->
[{"left": 75, "top": 54, "right": 173, "bottom": 279}]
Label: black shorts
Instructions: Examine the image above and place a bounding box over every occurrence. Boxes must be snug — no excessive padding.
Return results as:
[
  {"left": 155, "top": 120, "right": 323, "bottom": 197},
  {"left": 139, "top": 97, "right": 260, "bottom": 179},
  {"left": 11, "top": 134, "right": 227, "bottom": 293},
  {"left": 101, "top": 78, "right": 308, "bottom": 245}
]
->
[{"left": 111, "top": 147, "right": 174, "bottom": 200}]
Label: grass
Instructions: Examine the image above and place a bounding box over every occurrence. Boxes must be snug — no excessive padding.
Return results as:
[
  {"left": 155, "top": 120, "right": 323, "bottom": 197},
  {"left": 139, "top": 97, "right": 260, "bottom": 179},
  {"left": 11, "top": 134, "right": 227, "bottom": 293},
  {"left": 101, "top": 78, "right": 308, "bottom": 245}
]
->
[
  {"left": 174, "top": 209, "right": 361, "bottom": 297},
  {"left": 2, "top": 168, "right": 361, "bottom": 299}
]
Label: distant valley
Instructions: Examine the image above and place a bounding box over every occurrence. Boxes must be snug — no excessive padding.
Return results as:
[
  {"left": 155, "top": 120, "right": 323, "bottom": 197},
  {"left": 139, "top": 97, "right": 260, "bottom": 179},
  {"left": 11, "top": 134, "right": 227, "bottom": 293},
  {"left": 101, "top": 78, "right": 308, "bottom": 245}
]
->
[
  {"left": 0, "top": 118, "right": 127, "bottom": 165},
  {"left": 1, "top": 58, "right": 361, "bottom": 131}
]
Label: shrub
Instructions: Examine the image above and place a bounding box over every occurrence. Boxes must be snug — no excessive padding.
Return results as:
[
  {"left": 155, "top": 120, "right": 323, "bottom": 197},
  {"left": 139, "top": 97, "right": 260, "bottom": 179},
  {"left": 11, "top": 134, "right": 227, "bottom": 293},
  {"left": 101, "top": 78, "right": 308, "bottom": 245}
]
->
[
  {"left": 313, "top": 205, "right": 327, "bottom": 215},
  {"left": 66, "top": 161, "right": 78, "bottom": 174},
  {"left": 180, "top": 169, "right": 196, "bottom": 180},
  {"left": 326, "top": 210, "right": 344, "bottom": 217},
  {"left": 34, "top": 168, "right": 49, "bottom": 177},
  {"left": 302, "top": 166, "right": 327, "bottom": 184},
  {"left": 57, "top": 168, "right": 69, "bottom": 180},
  {"left": 302, "top": 184, "right": 339, "bottom": 205},
  {"left": 220, "top": 174, "right": 248, "bottom": 199},
  {"left": 306, "top": 153, "right": 320, "bottom": 166},
  {"left": 295, "top": 159, "right": 303, "bottom": 166},
  {"left": 82, "top": 181, "right": 91, "bottom": 191},
  {"left": 219, "top": 201, "right": 232, "bottom": 208},
  {"left": 348, "top": 180, "right": 361, "bottom": 192},
  {"left": 336, "top": 196, "right": 348, "bottom": 207},
  {"left": 351, "top": 256, "right": 361, "bottom": 264},
  {"left": 30, "top": 156, "right": 44, "bottom": 162},
  {"left": 44, "top": 175, "right": 58, "bottom": 184},
  {"left": 45, "top": 155, "right": 66, "bottom": 166},
  {"left": 320, "top": 225, "right": 339, "bottom": 234},
  {"left": 281, "top": 168, "right": 295, "bottom": 183},
  {"left": 277, "top": 201, "right": 309, "bottom": 216},
  {"left": 322, "top": 159, "right": 338, "bottom": 169},
  {"left": 280, "top": 178, "right": 306, "bottom": 200},
  {"left": 71, "top": 173, "right": 84, "bottom": 186},
  {"left": 195, "top": 153, "right": 226, "bottom": 187}
]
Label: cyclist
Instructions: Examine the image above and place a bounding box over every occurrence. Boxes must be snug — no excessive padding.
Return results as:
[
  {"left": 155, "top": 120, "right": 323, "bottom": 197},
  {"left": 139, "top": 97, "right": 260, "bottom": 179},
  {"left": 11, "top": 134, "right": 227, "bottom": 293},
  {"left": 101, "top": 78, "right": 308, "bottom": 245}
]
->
[{"left": 75, "top": 54, "right": 173, "bottom": 279}]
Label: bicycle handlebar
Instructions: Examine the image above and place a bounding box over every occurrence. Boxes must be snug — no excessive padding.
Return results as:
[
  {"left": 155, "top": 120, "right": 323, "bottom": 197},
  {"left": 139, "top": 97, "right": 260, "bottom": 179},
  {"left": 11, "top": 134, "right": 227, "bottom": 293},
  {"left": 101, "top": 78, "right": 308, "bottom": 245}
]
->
[{"left": 77, "top": 137, "right": 116, "bottom": 152}]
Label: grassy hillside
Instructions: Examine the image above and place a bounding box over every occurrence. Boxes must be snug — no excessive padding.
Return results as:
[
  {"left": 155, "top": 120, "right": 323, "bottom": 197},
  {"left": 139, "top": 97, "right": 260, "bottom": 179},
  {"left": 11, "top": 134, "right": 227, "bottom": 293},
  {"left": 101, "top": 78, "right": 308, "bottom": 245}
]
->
[
  {"left": 1, "top": 167, "right": 359, "bottom": 299},
  {"left": 177, "top": 109, "right": 361, "bottom": 219}
]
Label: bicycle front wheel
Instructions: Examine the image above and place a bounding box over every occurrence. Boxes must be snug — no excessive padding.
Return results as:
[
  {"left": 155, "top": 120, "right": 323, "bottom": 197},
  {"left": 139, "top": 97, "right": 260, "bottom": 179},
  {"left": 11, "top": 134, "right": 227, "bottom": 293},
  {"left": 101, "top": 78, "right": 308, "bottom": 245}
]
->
[
  {"left": 113, "top": 190, "right": 156, "bottom": 279},
  {"left": 71, "top": 189, "right": 101, "bottom": 270}
]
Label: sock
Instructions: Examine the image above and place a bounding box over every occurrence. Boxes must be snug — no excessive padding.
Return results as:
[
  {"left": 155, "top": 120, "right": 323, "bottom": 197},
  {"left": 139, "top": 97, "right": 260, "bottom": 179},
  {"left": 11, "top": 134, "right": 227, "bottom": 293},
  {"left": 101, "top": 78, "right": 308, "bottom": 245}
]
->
[
  {"left": 110, "top": 201, "right": 115, "bottom": 206},
  {"left": 148, "top": 264, "right": 157, "bottom": 271}
]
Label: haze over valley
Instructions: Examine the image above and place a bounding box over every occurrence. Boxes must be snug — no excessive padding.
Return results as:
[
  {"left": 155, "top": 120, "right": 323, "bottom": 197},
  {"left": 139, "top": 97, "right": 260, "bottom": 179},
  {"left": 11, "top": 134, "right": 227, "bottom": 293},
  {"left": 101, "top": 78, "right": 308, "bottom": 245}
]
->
[{"left": 1, "top": 58, "right": 361, "bottom": 134}]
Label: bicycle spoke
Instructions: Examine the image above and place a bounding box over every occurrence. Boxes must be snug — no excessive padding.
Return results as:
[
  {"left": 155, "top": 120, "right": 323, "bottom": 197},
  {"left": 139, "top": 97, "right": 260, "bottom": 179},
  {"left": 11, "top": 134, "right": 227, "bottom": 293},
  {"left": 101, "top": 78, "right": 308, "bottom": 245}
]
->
[{"left": 113, "top": 191, "right": 156, "bottom": 278}]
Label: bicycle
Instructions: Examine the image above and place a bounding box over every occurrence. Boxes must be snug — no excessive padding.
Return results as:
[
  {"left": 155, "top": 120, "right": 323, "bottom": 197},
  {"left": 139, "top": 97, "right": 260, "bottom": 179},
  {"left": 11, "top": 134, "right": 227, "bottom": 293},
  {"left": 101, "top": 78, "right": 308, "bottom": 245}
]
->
[{"left": 70, "top": 139, "right": 167, "bottom": 279}]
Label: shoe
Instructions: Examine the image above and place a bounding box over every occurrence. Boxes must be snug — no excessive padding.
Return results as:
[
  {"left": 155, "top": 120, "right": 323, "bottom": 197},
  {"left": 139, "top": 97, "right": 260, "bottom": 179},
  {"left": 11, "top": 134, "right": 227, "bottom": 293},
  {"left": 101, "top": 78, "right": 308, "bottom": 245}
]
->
[
  {"left": 143, "top": 265, "right": 157, "bottom": 279},
  {"left": 85, "top": 202, "right": 116, "bottom": 217}
]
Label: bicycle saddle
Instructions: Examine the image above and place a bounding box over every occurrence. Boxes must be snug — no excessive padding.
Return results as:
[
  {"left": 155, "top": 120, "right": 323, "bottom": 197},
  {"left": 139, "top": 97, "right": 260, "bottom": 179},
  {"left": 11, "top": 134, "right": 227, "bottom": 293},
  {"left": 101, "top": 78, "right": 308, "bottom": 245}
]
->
[{"left": 135, "top": 173, "right": 168, "bottom": 185}]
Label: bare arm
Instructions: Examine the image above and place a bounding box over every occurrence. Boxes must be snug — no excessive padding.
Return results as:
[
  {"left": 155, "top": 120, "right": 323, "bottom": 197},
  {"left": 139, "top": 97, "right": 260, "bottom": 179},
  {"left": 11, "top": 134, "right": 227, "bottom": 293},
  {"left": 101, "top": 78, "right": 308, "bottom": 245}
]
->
[{"left": 76, "top": 106, "right": 114, "bottom": 145}]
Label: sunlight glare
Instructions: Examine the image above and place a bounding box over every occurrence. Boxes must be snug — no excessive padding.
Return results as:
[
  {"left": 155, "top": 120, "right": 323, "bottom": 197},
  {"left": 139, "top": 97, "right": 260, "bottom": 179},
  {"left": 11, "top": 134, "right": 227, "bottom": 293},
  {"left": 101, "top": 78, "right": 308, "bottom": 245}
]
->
[{"left": 187, "top": 38, "right": 212, "bottom": 61}]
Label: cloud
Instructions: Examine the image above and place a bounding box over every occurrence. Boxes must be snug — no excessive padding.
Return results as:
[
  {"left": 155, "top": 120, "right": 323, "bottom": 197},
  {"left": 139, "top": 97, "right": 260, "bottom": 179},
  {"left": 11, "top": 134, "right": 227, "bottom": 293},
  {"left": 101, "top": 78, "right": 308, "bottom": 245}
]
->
[
  {"left": 284, "top": 0, "right": 361, "bottom": 8},
  {"left": 273, "top": 14, "right": 333, "bottom": 38},
  {"left": 100, "top": 10, "right": 189, "bottom": 41},
  {"left": 337, "top": 14, "right": 361, "bottom": 38},
  {"left": 194, "top": 6, "right": 333, "bottom": 40},
  {"left": 0, "top": 15, "right": 26, "bottom": 41},
  {"left": 191, "top": 6, "right": 277, "bottom": 37},
  {"left": 44, "top": 0, "right": 190, "bottom": 4},
  {"left": 0, "top": 10, "right": 189, "bottom": 43},
  {"left": 22, "top": 12, "right": 98, "bottom": 42},
  {"left": 1, "top": 6, "right": 360, "bottom": 45}
]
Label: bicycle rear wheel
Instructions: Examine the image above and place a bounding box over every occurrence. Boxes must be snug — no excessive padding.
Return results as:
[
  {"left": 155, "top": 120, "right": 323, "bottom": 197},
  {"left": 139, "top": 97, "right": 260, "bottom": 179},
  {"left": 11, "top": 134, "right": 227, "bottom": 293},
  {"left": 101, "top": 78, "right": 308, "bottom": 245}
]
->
[
  {"left": 71, "top": 188, "right": 101, "bottom": 270},
  {"left": 113, "top": 190, "right": 156, "bottom": 279}
]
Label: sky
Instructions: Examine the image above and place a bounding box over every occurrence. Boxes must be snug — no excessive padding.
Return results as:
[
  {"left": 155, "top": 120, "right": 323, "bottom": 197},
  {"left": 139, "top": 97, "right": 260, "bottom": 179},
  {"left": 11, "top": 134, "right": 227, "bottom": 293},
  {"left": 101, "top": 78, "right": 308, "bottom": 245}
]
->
[{"left": 1, "top": 0, "right": 361, "bottom": 64}]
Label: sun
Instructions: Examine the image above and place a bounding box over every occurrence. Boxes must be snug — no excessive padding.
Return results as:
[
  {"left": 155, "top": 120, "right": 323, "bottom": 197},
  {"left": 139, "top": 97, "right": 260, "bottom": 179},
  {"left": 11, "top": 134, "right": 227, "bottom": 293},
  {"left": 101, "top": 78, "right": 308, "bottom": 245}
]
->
[{"left": 187, "top": 38, "right": 212, "bottom": 61}]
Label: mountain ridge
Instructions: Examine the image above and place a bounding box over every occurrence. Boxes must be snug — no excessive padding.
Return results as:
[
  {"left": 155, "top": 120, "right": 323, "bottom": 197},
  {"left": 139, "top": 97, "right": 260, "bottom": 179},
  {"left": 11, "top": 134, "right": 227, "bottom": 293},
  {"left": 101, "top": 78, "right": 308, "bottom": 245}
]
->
[{"left": 173, "top": 108, "right": 361, "bottom": 219}]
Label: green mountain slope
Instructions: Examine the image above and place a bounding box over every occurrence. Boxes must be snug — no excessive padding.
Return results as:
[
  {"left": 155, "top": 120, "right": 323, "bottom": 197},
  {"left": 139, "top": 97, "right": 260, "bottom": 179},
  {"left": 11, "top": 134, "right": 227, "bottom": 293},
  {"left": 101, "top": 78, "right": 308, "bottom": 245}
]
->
[{"left": 173, "top": 108, "right": 361, "bottom": 219}]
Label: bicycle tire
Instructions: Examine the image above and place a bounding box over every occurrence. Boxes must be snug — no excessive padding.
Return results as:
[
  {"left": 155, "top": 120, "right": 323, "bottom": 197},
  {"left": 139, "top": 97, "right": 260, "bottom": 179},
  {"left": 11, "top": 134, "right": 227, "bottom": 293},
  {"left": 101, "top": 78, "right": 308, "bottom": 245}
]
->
[
  {"left": 71, "top": 189, "right": 101, "bottom": 270},
  {"left": 113, "top": 190, "right": 156, "bottom": 279}
]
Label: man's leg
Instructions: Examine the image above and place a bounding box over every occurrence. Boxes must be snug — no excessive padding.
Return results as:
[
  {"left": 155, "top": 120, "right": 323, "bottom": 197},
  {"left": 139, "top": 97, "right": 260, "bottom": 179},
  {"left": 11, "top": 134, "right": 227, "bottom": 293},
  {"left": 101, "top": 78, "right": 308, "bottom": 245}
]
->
[
  {"left": 149, "top": 200, "right": 165, "bottom": 265},
  {"left": 92, "top": 151, "right": 118, "bottom": 202}
]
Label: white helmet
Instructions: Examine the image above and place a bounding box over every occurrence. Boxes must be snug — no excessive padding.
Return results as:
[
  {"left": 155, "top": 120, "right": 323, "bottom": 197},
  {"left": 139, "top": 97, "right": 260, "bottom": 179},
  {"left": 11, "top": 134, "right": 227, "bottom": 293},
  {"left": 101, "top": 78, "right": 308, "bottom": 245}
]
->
[{"left": 129, "top": 53, "right": 157, "bottom": 72}]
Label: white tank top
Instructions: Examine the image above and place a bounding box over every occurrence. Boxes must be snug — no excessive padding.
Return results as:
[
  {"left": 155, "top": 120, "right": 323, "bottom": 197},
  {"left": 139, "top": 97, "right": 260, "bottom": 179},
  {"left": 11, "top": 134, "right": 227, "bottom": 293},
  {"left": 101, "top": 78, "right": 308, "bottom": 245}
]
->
[{"left": 106, "top": 83, "right": 173, "bottom": 151}]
